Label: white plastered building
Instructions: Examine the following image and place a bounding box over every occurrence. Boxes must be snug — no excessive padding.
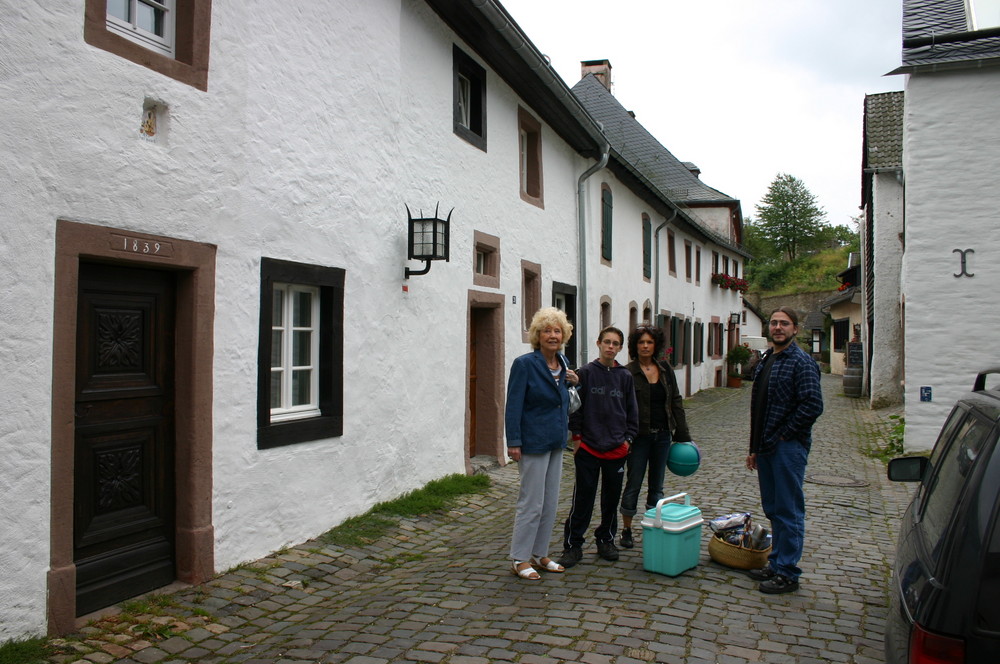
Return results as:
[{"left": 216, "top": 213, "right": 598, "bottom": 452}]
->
[{"left": 0, "top": 0, "right": 746, "bottom": 636}]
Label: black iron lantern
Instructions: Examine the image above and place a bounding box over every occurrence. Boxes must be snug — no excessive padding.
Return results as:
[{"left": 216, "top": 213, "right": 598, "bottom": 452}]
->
[{"left": 405, "top": 204, "right": 451, "bottom": 278}]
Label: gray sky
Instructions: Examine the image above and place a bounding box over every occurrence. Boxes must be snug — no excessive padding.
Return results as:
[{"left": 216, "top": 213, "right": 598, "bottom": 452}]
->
[{"left": 499, "top": 0, "right": 904, "bottom": 227}]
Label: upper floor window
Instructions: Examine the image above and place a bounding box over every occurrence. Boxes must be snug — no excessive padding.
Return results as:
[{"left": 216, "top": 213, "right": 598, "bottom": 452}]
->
[
  {"left": 85, "top": 0, "right": 212, "bottom": 90},
  {"left": 695, "top": 247, "right": 702, "bottom": 284},
  {"left": 667, "top": 231, "right": 676, "bottom": 275},
  {"left": 453, "top": 46, "right": 487, "bottom": 151},
  {"left": 107, "top": 0, "right": 175, "bottom": 56},
  {"left": 684, "top": 241, "right": 692, "bottom": 282},
  {"left": 601, "top": 185, "right": 613, "bottom": 262},
  {"left": 518, "top": 107, "right": 543, "bottom": 206},
  {"left": 642, "top": 214, "right": 652, "bottom": 279}
]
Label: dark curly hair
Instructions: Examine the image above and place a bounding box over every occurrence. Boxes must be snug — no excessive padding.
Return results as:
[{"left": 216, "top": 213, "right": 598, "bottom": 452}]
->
[{"left": 628, "top": 325, "right": 665, "bottom": 361}]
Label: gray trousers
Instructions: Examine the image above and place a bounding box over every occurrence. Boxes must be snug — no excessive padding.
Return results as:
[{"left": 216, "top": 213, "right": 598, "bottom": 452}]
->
[{"left": 509, "top": 449, "right": 563, "bottom": 562}]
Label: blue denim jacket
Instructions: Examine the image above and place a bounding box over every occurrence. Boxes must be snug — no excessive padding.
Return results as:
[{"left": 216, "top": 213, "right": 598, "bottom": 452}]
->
[
  {"left": 750, "top": 341, "right": 823, "bottom": 454},
  {"left": 505, "top": 350, "right": 570, "bottom": 454}
]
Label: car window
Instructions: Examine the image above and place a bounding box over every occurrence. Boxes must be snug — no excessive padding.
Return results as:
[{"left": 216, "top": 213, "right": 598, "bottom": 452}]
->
[
  {"left": 976, "top": 441, "right": 1000, "bottom": 632},
  {"left": 928, "top": 405, "right": 966, "bottom": 470},
  {"left": 920, "top": 413, "right": 994, "bottom": 565}
]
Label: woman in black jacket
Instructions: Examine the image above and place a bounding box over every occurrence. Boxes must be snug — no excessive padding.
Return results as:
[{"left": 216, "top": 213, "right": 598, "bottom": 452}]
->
[{"left": 618, "top": 325, "right": 691, "bottom": 548}]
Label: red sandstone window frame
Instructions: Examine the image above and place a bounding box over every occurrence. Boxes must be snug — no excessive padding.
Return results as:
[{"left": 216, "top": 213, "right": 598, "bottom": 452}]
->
[{"left": 84, "top": 0, "right": 212, "bottom": 91}]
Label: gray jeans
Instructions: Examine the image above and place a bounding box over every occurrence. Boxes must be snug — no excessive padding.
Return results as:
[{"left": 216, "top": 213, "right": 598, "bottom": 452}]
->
[{"left": 509, "top": 448, "right": 563, "bottom": 561}]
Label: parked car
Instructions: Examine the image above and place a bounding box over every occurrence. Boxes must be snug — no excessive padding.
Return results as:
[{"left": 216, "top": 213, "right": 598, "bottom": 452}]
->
[{"left": 884, "top": 369, "right": 1000, "bottom": 663}]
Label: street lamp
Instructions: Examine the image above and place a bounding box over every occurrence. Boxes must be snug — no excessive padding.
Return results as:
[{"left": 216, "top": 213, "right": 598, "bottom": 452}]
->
[{"left": 405, "top": 204, "right": 451, "bottom": 279}]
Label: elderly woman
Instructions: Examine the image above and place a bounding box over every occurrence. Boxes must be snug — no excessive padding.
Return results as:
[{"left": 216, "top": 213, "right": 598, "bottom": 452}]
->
[
  {"left": 618, "top": 324, "right": 691, "bottom": 549},
  {"left": 505, "top": 307, "right": 579, "bottom": 579}
]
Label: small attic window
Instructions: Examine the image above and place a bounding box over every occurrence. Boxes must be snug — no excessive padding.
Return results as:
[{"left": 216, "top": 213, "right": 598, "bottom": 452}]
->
[{"left": 969, "top": 0, "right": 1000, "bottom": 29}]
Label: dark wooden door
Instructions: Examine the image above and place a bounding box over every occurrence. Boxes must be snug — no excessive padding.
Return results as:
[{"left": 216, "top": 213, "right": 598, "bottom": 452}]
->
[
  {"left": 74, "top": 263, "right": 176, "bottom": 616},
  {"left": 468, "top": 310, "right": 480, "bottom": 457}
]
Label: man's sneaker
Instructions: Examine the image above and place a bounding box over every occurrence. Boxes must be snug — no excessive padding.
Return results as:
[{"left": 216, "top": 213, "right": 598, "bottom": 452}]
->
[
  {"left": 557, "top": 546, "right": 583, "bottom": 568},
  {"left": 759, "top": 574, "right": 799, "bottom": 594},
  {"left": 620, "top": 528, "right": 634, "bottom": 549},
  {"left": 746, "top": 565, "right": 776, "bottom": 581},
  {"left": 596, "top": 540, "right": 620, "bottom": 561}
]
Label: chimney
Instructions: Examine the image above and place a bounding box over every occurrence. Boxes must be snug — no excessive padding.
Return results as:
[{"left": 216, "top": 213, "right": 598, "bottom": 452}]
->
[
  {"left": 581, "top": 59, "right": 612, "bottom": 91},
  {"left": 683, "top": 162, "right": 701, "bottom": 179}
]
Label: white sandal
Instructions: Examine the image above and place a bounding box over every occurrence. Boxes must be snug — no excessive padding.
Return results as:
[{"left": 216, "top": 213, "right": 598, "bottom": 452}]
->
[
  {"left": 531, "top": 557, "right": 565, "bottom": 573},
  {"left": 511, "top": 560, "right": 540, "bottom": 580}
]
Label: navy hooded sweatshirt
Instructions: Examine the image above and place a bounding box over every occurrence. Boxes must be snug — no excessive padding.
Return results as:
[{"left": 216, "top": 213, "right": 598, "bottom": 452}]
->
[{"left": 569, "top": 359, "right": 639, "bottom": 452}]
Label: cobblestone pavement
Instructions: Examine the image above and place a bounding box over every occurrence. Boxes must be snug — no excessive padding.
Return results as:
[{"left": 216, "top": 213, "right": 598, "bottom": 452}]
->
[{"left": 50, "top": 375, "right": 911, "bottom": 664}]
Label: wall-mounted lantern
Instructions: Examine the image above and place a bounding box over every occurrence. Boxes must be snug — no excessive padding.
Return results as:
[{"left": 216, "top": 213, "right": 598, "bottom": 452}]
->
[
  {"left": 405, "top": 204, "right": 452, "bottom": 279},
  {"left": 726, "top": 311, "right": 741, "bottom": 331}
]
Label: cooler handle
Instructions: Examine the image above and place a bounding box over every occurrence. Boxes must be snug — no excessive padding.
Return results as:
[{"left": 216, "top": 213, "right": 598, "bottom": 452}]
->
[{"left": 653, "top": 492, "right": 690, "bottom": 526}]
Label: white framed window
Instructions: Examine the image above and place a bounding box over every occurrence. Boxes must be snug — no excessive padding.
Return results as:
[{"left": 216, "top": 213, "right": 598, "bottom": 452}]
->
[
  {"left": 453, "top": 46, "right": 486, "bottom": 151},
  {"left": 270, "top": 283, "right": 320, "bottom": 422},
  {"left": 457, "top": 74, "right": 472, "bottom": 129},
  {"left": 107, "top": 0, "right": 175, "bottom": 57}
]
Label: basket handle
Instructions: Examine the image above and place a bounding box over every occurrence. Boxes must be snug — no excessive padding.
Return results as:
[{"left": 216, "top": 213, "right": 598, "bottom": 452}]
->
[{"left": 653, "top": 492, "right": 690, "bottom": 525}]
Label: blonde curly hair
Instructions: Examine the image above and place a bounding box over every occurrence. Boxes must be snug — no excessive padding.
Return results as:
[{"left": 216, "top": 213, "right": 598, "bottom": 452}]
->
[{"left": 527, "top": 307, "right": 573, "bottom": 350}]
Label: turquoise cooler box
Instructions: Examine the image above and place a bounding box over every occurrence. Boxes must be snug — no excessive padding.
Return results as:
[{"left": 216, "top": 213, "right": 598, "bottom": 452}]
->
[{"left": 640, "top": 493, "right": 703, "bottom": 576}]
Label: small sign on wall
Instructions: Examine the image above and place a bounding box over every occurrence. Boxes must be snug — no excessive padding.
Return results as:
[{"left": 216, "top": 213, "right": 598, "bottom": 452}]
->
[{"left": 920, "top": 386, "right": 932, "bottom": 402}]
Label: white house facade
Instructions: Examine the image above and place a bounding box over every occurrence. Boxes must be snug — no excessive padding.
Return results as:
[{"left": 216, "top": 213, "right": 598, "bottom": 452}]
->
[
  {"left": 891, "top": 0, "right": 1000, "bottom": 450},
  {"left": 0, "top": 0, "right": 745, "bottom": 637}
]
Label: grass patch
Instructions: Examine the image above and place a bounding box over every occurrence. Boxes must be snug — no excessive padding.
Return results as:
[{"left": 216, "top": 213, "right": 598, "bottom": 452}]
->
[
  {"left": 321, "top": 473, "right": 490, "bottom": 547},
  {"left": 0, "top": 637, "right": 51, "bottom": 664},
  {"left": 321, "top": 514, "right": 398, "bottom": 547},
  {"left": 864, "top": 414, "right": 906, "bottom": 463},
  {"left": 373, "top": 473, "right": 490, "bottom": 516},
  {"left": 119, "top": 593, "right": 178, "bottom": 617}
]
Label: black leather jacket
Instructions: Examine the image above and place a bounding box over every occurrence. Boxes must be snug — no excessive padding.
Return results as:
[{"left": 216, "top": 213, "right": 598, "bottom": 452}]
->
[{"left": 626, "top": 358, "right": 691, "bottom": 440}]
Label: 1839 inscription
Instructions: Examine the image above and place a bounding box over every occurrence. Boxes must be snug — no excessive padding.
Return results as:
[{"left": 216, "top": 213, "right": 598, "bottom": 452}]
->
[{"left": 110, "top": 233, "right": 174, "bottom": 258}]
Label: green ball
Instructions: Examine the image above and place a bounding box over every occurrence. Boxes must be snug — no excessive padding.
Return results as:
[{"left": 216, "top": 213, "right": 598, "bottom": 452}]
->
[{"left": 667, "top": 441, "right": 701, "bottom": 476}]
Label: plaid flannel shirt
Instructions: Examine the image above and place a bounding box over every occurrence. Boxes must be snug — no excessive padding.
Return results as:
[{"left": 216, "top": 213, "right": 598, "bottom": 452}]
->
[{"left": 750, "top": 341, "right": 824, "bottom": 454}]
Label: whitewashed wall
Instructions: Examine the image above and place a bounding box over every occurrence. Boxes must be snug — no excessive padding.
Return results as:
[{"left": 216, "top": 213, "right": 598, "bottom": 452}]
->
[
  {"left": 866, "top": 172, "right": 904, "bottom": 408},
  {"left": 0, "top": 0, "right": 591, "bottom": 638},
  {"left": 902, "top": 68, "right": 1000, "bottom": 451}
]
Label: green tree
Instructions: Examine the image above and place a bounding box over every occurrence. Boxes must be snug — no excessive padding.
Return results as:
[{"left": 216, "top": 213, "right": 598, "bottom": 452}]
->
[
  {"left": 814, "top": 215, "right": 860, "bottom": 251},
  {"left": 754, "top": 173, "right": 826, "bottom": 261}
]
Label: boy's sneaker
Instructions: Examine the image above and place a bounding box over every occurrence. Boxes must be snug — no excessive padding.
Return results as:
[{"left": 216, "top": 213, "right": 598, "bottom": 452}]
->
[
  {"left": 596, "top": 540, "right": 620, "bottom": 561},
  {"left": 557, "top": 546, "right": 583, "bottom": 568},
  {"left": 746, "top": 566, "right": 776, "bottom": 581},
  {"left": 620, "top": 528, "right": 634, "bottom": 549},
  {"left": 759, "top": 574, "right": 799, "bottom": 594}
]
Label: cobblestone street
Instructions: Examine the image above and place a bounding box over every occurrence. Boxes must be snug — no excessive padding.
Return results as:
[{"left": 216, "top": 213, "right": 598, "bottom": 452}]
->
[{"left": 51, "top": 375, "right": 911, "bottom": 664}]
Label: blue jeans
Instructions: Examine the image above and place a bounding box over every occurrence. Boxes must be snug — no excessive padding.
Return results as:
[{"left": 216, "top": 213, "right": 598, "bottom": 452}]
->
[
  {"left": 620, "top": 431, "right": 671, "bottom": 517},
  {"left": 757, "top": 440, "right": 809, "bottom": 580}
]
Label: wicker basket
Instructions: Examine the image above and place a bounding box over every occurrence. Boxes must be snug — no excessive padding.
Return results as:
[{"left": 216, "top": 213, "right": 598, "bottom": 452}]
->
[{"left": 708, "top": 534, "right": 770, "bottom": 570}]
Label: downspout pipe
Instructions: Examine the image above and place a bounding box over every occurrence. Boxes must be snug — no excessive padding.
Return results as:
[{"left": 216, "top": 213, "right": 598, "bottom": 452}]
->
[
  {"left": 577, "top": 142, "right": 609, "bottom": 364},
  {"left": 653, "top": 209, "right": 679, "bottom": 318}
]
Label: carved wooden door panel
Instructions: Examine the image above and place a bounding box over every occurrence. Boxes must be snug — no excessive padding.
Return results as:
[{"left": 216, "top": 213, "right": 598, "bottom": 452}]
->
[{"left": 74, "top": 263, "right": 176, "bottom": 616}]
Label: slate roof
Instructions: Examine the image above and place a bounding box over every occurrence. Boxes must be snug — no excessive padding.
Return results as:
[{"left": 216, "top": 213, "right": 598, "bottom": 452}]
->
[
  {"left": 571, "top": 75, "right": 736, "bottom": 206},
  {"left": 863, "top": 92, "right": 903, "bottom": 171},
  {"left": 894, "top": 0, "right": 1000, "bottom": 72}
]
